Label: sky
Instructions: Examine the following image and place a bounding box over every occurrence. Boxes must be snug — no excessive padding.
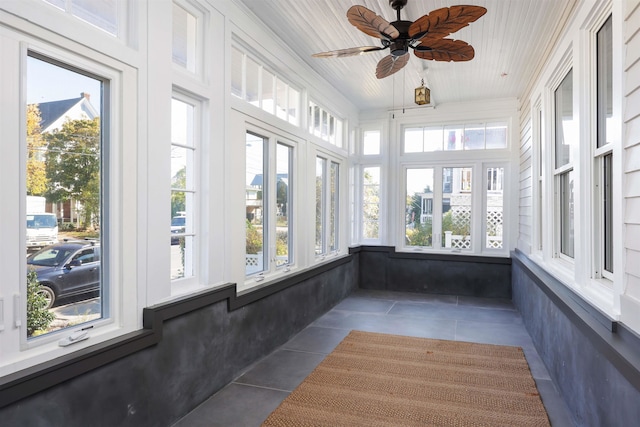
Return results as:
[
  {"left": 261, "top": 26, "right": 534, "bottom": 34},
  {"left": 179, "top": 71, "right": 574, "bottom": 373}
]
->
[{"left": 27, "top": 55, "right": 102, "bottom": 108}]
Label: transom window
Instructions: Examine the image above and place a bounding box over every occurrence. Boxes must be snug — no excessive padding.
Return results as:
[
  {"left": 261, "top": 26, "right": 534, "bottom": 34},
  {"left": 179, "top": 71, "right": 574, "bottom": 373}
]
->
[
  {"left": 231, "top": 46, "right": 300, "bottom": 126},
  {"left": 309, "top": 101, "right": 343, "bottom": 147},
  {"left": 404, "top": 122, "right": 507, "bottom": 153}
]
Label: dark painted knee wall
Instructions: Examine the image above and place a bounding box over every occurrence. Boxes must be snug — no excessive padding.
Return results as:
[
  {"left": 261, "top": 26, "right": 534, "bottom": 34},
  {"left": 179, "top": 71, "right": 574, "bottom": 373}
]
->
[
  {"left": 353, "top": 246, "right": 511, "bottom": 298},
  {"left": 1, "top": 257, "right": 358, "bottom": 427},
  {"left": 512, "top": 250, "right": 640, "bottom": 426}
]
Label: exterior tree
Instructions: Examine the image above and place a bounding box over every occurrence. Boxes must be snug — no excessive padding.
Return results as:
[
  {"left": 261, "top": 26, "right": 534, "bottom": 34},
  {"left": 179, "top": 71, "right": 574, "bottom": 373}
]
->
[
  {"left": 44, "top": 117, "right": 100, "bottom": 229},
  {"left": 26, "top": 104, "right": 48, "bottom": 196},
  {"left": 171, "top": 166, "right": 187, "bottom": 216}
]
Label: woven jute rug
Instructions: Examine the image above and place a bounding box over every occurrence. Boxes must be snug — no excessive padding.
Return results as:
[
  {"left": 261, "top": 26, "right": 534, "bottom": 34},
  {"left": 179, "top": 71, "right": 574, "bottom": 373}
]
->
[{"left": 262, "top": 330, "right": 550, "bottom": 427}]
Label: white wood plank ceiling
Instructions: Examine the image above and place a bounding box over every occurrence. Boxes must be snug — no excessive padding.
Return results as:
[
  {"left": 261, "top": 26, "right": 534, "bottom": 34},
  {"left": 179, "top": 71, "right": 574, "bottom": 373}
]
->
[{"left": 235, "top": 0, "right": 575, "bottom": 112}]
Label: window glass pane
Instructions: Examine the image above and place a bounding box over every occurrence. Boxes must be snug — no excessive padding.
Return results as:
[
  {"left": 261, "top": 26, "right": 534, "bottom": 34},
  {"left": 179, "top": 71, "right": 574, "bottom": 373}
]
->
[
  {"left": 486, "top": 122, "right": 507, "bottom": 149},
  {"left": 363, "top": 130, "right": 381, "bottom": 155},
  {"left": 463, "top": 123, "right": 484, "bottom": 150},
  {"left": 245, "top": 57, "right": 259, "bottom": 107},
  {"left": 486, "top": 167, "right": 504, "bottom": 249},
  {"left": 288, "top": 87, "right": 299, "bottom": 125},
  {"left": 315, "top": 157, "right": 325, "bottom": 255},
  {"left": 560, "top": 170, "right": 574, "bottom": 258},
  {"left": 555, "top": 70, "right": 573, "bottom": 168},
  {"left": 231, "top": 47, "right": 243, "bottom": 99},
  {"left": 275, "top": 78, "right": 287, "bottom": 121},
  {"left": 424, "top": 127, "right": 443, "bottom": 152},
  {"left": 404, "top": 128, "right": 423, "bottom": 153},
  {"left": 172, "top": 3, "right": 197, "bottom": 72},
  {"left": 330, "top": 162, "right": 339, "bottom": 251},
  {"left": 405, "top": 168, "right": 434, "bottom": 248},
  {"left": 26, "top": 55, "right": 103, "bottom": 337},
  {"left": 261, "top": 68, "right": 274, "bottom": 114},
  {"left": 362, "top": 167, "right": 380, "bottom": 239},
  {"left": 276, "top": 143, "right": 292, "bottom": 267},
  {"left": 71, "top": 0, "right": 118, "bottom": 36},
  {"left": 170, "top": 98, "right": 195, "bottom": 282},
  {"left": 442, "top": 167, "right": 471, "bottom": 249},
  {"left": 321, "top": 110, "right": 328, "bottom": 140},
  {"left": 603, "top": 154, "right": 613, "bottom": 273},
  {"left": 246, "top": 133, "right": 266, "bottom": 275},
  {"left": 597, "top": 16, "right": 613, "bottom": 148},
  {"left": 444, "top": 125, "right": 464, "bottom": 151}
]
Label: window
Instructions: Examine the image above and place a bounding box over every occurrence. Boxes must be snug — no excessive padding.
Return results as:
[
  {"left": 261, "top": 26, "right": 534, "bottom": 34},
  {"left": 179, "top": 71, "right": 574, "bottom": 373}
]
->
[
  {"left": 362, "top": 167, "right": 381, "bottom": 240},
  {"left": 404, "top": 122, "right": 507, "bottom": 153},
  {"left": 554, "top": 70, "right": 575, "bottom": 259},
  {"left": 172, "top": 1, "right": 199, "bottom": 73},
  {"left": 42, "top": 0, "right": 122, "bottom": 37},
  {"left": 246, "top": 132, "right": 267, "bottom": 275},
  {"left": 363, "top": 130, "right": 381, "bottom": 155},
  {"left": 170, "top": 96, "right": 198, "bottom": 282},
  {"left": 442, "top": 167, "right": 472, "bottom": 249},
  {"left": 245, "top": 132, "right": 295, "bottom": 276},
  {"left": 315, "top": 156, "right": 340, "bottom": 257},
  {"left": 231, "top": 47, "right": 300, "bottom": 126},
  {"left": 26, "top": 54, "right": 104, "bottom": 338},
  {"left": 405, "top": 168, "right": 435, "bottom": 248},
  {"left": 595, "top": 15, "right": 613, "bottom": 278},
  {"left": 309, "top": 101, "right": 343, "bottom": 147},
  {"left": 486, "top": 167, "right": 504, "bottom": 249}
]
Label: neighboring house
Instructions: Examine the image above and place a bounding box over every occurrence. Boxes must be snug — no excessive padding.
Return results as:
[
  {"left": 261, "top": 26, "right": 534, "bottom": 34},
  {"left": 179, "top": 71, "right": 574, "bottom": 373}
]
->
[{"left": 31, "top": 92, "right": 99, "bottom": 225}]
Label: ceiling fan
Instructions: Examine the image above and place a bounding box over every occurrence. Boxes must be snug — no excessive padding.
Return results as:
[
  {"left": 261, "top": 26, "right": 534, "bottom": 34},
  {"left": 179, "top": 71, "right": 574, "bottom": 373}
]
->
[{"left": 312, "top": 0, "right": 487, "bottom": 79}]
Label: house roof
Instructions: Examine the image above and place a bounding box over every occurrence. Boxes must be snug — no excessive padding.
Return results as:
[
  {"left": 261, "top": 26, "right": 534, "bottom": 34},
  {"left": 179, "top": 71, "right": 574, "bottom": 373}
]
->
[{"left": 33, "top": 93, "right": 98, "bottom": 132}]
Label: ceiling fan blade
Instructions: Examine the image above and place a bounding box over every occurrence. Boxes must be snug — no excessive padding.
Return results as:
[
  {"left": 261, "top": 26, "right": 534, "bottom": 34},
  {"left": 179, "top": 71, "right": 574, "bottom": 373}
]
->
[
  {"left": 408, "top": 6, "right": 487, "bottom": 42},
  {"left": 413, "top": 39, "right": 475, "bottom": 62},
  {"left": 347, "top": 5, "right": 400, "bottom": 40},
  {"left": 375, "top": 53, "right": 409, "bottom": 79},
  {"left": 312, "top": 46, "right": 386, "bottom": 58}
]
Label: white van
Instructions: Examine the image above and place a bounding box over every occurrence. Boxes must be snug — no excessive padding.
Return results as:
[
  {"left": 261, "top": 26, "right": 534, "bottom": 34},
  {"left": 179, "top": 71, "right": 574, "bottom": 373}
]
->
[{"left": 26, "top": 213, "right": 59, "bottom": 250}]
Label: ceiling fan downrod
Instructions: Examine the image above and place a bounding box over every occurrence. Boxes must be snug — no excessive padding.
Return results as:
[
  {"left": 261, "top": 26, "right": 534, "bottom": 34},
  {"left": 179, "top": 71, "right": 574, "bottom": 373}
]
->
[{"left": 389, "top": 0, "right": 408, "bottom": 21}]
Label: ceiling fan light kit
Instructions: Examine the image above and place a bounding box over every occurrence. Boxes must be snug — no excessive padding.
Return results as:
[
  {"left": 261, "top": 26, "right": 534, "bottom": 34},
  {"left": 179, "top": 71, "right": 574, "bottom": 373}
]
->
[
  {"left": 415, "top": 78, "right": 430, "bottom": 105},
  {"left": 312, "top": 1, "right": 487, "bottom": 79}
]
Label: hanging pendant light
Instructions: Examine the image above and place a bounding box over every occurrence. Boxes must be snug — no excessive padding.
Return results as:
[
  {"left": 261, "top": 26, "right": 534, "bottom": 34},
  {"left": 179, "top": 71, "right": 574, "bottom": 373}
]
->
[{"left": 414, "top": 78, "right": 430, "bottom": 105}]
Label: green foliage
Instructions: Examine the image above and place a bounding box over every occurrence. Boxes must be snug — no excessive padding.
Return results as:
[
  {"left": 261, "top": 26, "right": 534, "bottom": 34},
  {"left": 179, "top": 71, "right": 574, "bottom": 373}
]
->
[
  {"left": 245, "top": 220, "right": 263, "bottom": 254},
  {"left": 171, "top": 166, "right": 186, "bottom": 216},
  {"left": 44, "top": 117, "right": 101, "bottom": 228},
  {"left": 26, "top": 269, "right": 55, "bottom": 337},
  {"left": 276, "top": 231, "right": 288, "bottom": 256},
  {"left": 442, "top": 210, "right": 470, "bottom": 236},
  {"left": 406, "top": 222, "right": 432, "bottom": 247}
]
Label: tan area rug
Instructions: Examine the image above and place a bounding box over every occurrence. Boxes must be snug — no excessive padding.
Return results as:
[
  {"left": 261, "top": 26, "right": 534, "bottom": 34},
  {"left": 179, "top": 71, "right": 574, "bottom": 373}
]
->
[{"left": 262, "top": 330, "right": 550, "bottom": 427}]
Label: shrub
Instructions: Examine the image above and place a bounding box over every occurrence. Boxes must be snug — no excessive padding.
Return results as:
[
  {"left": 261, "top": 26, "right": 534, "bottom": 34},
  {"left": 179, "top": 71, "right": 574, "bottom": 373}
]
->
[{"left": 26, "top": 268, "right": 55, "bottom": 337}]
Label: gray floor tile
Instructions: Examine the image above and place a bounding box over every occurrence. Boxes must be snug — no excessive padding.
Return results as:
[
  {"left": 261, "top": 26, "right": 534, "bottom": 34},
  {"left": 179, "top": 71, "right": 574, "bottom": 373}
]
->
[
  {"left": 390, "top": 301, "right": 523, "bottom": 324},
  {"left": 354, "top": 289, "right": 459, "bottom": 305},
  {"left": 281, "top": 326, "right": 350, "bottom": 354},
  {"left": 332, "top": 296, "right": 395, "bottom": 313},
  {"left": 174, "top": 290, "right": 574, "bottom": 427},
  {"left": 173, "top": 383, "right": 288, "bottom": 427},
  {"left": 457, "top": 295, "right": 516, "bottom": 310},
  {"left": 234, "top": 349, "right": 325, "bottom": 392},
  {"left": 455, "top": 319, "right": 532, "bottom": 347}
]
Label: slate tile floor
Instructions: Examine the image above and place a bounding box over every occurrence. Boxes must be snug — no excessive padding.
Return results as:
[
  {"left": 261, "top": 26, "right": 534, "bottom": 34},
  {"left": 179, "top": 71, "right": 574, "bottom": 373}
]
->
[{"left": 174, "top": 289, "right": 575, "bottom": 427}]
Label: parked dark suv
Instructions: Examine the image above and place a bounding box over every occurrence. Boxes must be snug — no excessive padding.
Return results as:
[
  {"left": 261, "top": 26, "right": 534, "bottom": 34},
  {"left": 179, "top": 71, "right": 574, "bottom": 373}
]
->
[{"left": 27, "top": 240, "right": 100, "bottom": 309}]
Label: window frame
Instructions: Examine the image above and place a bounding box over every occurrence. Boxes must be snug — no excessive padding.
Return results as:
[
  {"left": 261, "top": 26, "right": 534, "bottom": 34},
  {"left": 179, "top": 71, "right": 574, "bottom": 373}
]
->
[
  {"left": 169, "top": 90, "right": 202, "bottom": 290},
  {"left": 0, "top": 28, "right": 138, "bottom": 376},
  {"left": 243, "top": 126, "right": 298, "bottom": 283}
]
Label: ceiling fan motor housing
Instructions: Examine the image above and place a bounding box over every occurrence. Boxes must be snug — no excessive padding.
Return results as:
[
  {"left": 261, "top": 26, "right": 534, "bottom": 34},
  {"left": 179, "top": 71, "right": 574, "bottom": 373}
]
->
[{"left": 389, "top": 0, "right": 408, "bottom": 10}]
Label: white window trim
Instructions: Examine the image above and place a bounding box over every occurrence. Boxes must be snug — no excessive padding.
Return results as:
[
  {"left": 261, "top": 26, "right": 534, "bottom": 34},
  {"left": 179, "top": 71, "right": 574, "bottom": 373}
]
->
[{"left": 0, "top": 27, "right": 138, "bottom": 376}]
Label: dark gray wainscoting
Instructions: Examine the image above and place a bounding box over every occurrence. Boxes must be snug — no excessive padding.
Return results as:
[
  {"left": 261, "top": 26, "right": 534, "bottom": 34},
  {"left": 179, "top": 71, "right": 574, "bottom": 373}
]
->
[
  {"left": 351, "top": 246, "right": 511, "bottom": 298},
  {"left": 0, "top": 256, "right": 358, "bottom": 427},
  {"left": 511, "top": 249, "right": 640, "bottom": 426}
]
